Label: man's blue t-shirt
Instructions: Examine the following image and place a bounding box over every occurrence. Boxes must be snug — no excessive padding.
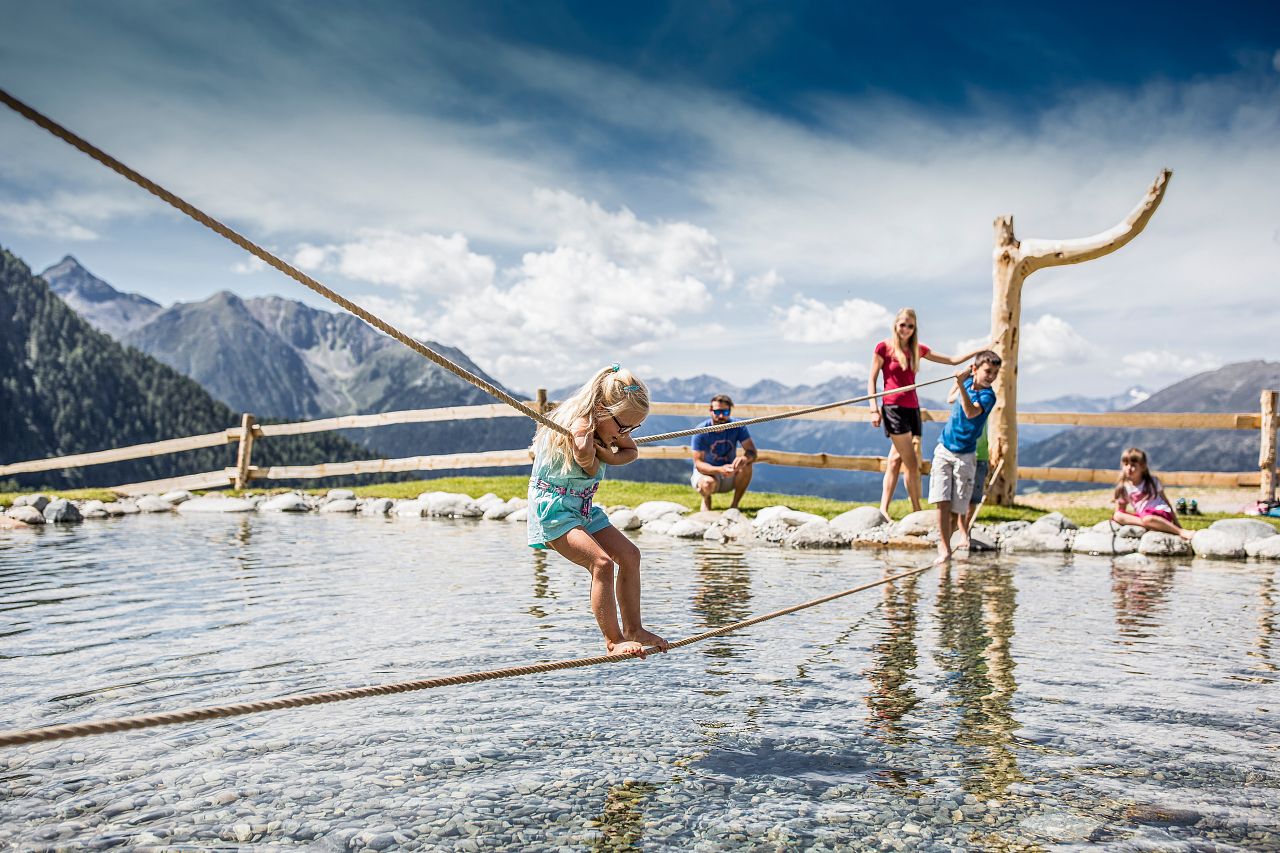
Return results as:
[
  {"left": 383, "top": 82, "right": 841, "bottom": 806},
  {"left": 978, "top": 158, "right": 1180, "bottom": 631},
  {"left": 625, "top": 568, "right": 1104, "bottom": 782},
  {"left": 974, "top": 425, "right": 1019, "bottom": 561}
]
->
[
  {"left": 691, "top": 420, "right": 751, "bottom": 467},
  {"left": 941, "top": 378, "right": 996, "bottom": 454}
]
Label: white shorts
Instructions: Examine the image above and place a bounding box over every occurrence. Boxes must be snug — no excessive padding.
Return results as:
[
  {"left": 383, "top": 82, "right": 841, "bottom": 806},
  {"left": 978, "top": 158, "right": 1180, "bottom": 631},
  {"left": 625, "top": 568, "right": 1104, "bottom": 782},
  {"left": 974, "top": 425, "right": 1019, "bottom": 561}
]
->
[
  {"left": 928, "top": 444, "right": 976, "bottom": 507},
  {"left": 692, "top": 469, "right": 735, "bottom": 493}
]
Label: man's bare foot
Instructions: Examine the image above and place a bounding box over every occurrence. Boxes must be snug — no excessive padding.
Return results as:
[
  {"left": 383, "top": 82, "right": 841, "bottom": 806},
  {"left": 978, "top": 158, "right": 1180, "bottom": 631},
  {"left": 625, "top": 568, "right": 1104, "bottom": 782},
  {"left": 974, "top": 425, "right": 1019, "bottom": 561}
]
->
[
  {"left": 626, "top": 627, "right": 670, "bottom": 653},
  {"left": 607, "top": 640, "right": 646, "bottom": 658}
]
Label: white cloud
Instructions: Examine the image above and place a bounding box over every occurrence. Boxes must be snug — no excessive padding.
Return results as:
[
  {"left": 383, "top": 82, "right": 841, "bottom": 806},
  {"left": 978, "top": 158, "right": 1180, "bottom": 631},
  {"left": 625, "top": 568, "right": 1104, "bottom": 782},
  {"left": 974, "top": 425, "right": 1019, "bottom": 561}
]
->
[
  {"left": 292, "top": 231, "right": 495, "bottom": 295},
  {"left": 806, "top": 360, "right": 863, "bottom": 380},
  {"left": 775, "top": 296, "right": 892, "bottom": 344},
  {"left": 0, "top": 191, "right": 153, "bottom": 241},
  {"left": 231, "top": 254, "right": 267, "bottom": 275},
  {"left": 1016, "top": 314, "right": 1092, "bottom": 374},
  {"left": 744, "top": 269, "right": 782, "bottom": 299},
  {"left": 1120, "top": 349, "right": 1221, "bottom": 380}
]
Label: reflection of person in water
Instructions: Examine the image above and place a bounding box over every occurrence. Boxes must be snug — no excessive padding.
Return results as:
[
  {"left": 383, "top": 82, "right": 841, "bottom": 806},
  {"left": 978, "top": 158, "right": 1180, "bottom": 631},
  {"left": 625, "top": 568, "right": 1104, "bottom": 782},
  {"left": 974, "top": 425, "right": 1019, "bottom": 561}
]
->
[
  {"left": 1111, "top": 561, "right": 1177, "bottom": 639},
  {"left": 864, "top": 572, "right": 922, "bottom": 750},
  {"left": 691, "top": 548, "right": 753, "bottom": 663},
  {"left": 933, "top": 564, "right": 1023, "bottom": 799}
]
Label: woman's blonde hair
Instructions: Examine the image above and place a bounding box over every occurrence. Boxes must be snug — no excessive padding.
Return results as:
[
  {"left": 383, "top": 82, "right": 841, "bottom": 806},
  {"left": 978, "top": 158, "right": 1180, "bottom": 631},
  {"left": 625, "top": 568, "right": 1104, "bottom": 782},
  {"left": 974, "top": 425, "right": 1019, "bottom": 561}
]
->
[
  {"left": 888, "top": 307, "right": 920, "bottom": 373},
  {"left": 534, "top": 364, "right": 650, "bottom": 475}
]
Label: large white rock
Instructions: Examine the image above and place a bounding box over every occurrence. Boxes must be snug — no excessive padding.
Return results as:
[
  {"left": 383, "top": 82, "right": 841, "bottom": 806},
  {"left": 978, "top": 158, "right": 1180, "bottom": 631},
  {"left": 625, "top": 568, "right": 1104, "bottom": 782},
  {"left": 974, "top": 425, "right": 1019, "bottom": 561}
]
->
[
  {"left": 261, "top": 492, "right": 310, "bottom": 512},
  {"left": 830, "top": 506, "right": 889, "bottom": 535},
  {"left": 1191, "top": 529, "right": 1247, "bottom": 560},
  {"left": 43, "top": 499, "right": 82, "bottom": 523},
  {"left": 635, "top": 501, "right": 690, "bottom": 523},
  {"left": 784, "top": 520, "right": 851, "bottom": 549},
  {"left": 505, "top": 506, "right": 529, "bottom": 522},
  {"left": 474, "top": 493, "right": 506, "bottom": 513},
  {"left": 80, "top": 499, "right": 110, "bottom": 519},
  {"left": 483, "top": 501, "right": 516, "bottom": 521},
  {"left": 1246, "top": 536, "right": 1280, "bottom": 559},
  {"left": 419, "top": 492, "right": 483, "bottom": 518},
  {"left": 1090, "top": 520, "right": 1144, "bottom": 538},
  {"left": 136, "top": 495, "right": 174, "bottom": 513},
  {"left": 5, "top": 505, "right": 45, "bottom": 525},
  {"left": 1138, "top": 530, "right": 1192, "bottom": 556},
  {"left": 325, "top": 489, "right": 356, "bottom": 502},
  {"left": 114, "top": 500, "right": 141, "bottom": 515},
  {"left": 1032, "top": 511, "right": 1078, "bottom": 532},
  {"left": 754, "top": 506, "right": 825, "bottom": 528},
  {"left": 178, "top": 496, "right": 257, "bottom": 513},
  {"left": 1071, "top": 529, "right": 1139, "bottom": 556},
  {"left": 1002, "top": 527, "right": 1071, "bottom": 553},
  {"left": 360, "top": 498, "right": 394, "bottom": 515},
  {"left": 319, "top": 499, "right": 358, "bottom": 513},
  {"left": 1208, "top": 518, "right": 1276, "bottom": 540},
  {"left": 668, "top": 518, "right": 711, "bottom": 539},
  {"left": 13, "top": 494, "right": 51, "bottom": 512},
  {"left": 893, "top": 510, "right": 939, "bottom": 537},
  {"left": 393, "top": 500, "right": 427, "bottom": 517},
  {"left": 641, "top": 513, "right": 686, "bottom": 536},
  {"left": 160, "top": 490, "right": 193, "bottom": 505},
  {"left": 703, "top": 508, "right": 753, "bottom": 542},
  {"left": 607, "top": 509, "right": 642, "bottom": 531}
]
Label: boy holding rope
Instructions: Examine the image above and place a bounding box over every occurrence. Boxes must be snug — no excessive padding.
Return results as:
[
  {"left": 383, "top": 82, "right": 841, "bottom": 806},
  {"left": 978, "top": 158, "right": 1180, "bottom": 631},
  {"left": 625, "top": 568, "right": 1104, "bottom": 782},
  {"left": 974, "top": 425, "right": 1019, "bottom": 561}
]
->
[{"left": 929, "top": 351, "right": 1001, "bottom": 563}]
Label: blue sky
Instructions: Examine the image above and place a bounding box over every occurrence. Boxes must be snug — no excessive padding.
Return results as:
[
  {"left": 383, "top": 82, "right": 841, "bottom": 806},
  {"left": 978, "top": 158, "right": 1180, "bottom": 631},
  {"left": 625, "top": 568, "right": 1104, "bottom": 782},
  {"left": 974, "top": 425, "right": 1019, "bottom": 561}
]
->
[{"left": 1, "top": 1, "right": 1278, "bottom": 397}]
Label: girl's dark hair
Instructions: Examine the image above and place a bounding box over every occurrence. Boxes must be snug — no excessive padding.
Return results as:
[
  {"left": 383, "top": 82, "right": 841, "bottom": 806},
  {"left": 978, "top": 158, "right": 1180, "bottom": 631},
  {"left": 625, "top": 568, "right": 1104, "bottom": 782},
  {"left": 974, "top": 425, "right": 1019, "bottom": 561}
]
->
[{"left": 1118, "top": 447, "right": 1159, "bottom": 497}]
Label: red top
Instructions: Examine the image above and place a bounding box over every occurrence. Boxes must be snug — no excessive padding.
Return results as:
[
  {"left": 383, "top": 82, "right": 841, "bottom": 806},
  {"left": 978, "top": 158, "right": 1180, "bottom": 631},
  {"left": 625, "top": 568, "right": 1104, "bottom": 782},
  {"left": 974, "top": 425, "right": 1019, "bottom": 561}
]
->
[{"left": 875, "top": 340, "right": 931, "bottom": 408}]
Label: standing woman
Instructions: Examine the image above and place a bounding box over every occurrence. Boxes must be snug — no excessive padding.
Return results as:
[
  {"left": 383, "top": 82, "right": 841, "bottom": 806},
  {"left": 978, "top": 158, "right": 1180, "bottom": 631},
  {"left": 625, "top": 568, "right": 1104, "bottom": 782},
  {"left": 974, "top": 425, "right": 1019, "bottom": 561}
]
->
[{"left": 868, "top": 307, "right": 984, "bottom": 519}]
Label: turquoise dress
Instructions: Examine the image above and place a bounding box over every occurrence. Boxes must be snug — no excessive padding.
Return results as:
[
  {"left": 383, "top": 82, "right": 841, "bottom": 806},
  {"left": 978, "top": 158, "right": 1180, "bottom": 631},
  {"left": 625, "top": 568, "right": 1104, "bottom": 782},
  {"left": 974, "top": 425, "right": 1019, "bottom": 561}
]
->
[{"left": 527, "top": 453, "right": 611, "bottom": 549}]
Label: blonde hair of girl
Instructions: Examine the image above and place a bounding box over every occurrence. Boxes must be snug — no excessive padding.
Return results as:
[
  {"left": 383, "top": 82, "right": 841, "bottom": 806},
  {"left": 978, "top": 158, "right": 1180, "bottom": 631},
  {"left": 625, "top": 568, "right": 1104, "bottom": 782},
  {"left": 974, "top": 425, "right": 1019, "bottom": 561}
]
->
[
  {"left": 1117, "top": 447, "right": 1159, "bottom": 497},
  {"left": 535, "top": 364, "right": 650, "bottom": 476},
  {"left": 888, "top": 307, "right": 921, "bottom": 374}
]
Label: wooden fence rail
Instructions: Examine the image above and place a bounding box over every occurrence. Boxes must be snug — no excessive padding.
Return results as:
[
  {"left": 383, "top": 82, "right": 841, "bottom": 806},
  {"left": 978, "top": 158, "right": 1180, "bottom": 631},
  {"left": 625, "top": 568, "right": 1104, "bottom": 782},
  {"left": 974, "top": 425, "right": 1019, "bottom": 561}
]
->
[{"left": 6, "top": 390, "right": 1278, "bottom": 504}]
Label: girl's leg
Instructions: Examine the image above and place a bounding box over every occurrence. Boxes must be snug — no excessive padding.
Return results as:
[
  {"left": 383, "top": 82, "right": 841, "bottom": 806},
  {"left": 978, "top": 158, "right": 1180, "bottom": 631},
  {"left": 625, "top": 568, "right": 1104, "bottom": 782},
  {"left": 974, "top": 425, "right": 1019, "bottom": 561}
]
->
[
  {"left": 591, "top": 525, "right": 669, "bottom": 652},
  {"left": 547, "top": 527, "right": 646, "bottom": 657},
  {"left": 1113, "top": 510, "right": 1144, "bottom": 526},
  {"left": 881, "top": 441, "right": 903, "bottom": 518},
  {"left": 889, "top": 432, "right": 922, "bottom": 512},
  {"left": 1139, "top": 515, "right": 1195, "bottom": 541}
]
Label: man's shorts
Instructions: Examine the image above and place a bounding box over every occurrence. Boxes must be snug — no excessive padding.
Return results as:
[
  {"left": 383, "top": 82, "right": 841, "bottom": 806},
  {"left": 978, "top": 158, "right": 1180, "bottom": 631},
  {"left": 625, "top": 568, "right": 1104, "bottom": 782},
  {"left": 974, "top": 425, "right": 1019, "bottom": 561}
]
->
[
  {"left": 969, "top": 459, "right": 990, "bottom": 506},
  {"left": 692, "top": 469, "right": 735, "bottom": 493},
  {"left": 881, "top": 404, "right": 922, "bottom": 438},
  {"left": 928, "top": 444, "right": 976, "bottom": 507}
]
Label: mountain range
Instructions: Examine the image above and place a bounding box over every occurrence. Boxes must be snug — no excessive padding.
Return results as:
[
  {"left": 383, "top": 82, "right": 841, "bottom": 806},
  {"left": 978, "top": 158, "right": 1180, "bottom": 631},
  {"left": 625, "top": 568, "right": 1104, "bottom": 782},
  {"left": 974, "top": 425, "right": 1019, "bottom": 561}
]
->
[
  {"left": 34, "top": 254, "right": 1275, "bottom": 501},
  {"left": 1, "top": 247, "right": 379, "bottom": 490}
]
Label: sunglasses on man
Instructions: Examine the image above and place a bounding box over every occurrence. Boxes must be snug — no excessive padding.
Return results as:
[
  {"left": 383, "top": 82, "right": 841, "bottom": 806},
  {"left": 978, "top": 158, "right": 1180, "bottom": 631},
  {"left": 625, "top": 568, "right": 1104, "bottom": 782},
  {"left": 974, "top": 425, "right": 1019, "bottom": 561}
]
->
[{"left": 711, "top": 408, "right": 732, "bottom": 417}]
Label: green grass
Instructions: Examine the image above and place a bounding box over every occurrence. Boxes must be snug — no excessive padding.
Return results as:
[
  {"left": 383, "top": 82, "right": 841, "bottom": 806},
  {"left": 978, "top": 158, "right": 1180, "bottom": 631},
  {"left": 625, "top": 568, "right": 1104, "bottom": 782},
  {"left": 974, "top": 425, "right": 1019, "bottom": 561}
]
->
[
  {"left": 0, "top": 488, "right": 119, "bottom": 509},
  {"left": 6, "top": 477, "right": 1278, "bottom": 532}
]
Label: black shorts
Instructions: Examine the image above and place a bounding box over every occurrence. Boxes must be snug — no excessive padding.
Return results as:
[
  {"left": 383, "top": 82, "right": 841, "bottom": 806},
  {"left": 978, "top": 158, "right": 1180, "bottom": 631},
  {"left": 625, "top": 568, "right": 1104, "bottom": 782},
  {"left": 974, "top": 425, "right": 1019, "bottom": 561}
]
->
[{"left": 881, "top": 404, "right": 922, "bottom": 438}]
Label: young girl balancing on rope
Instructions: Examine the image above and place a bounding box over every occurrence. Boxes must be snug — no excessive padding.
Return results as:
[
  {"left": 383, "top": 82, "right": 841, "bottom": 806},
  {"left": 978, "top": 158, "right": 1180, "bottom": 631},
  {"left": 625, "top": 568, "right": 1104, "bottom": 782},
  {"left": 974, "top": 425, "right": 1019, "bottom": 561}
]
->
[
  {"left": 869, "top": 308, "right": 986, "bottom": 520},
  {"left": 528, "top": 364, "right": 670, "bottom": 658},
  {"left": 1113, "top": 448, "right": 1196, "bottom": 541}
]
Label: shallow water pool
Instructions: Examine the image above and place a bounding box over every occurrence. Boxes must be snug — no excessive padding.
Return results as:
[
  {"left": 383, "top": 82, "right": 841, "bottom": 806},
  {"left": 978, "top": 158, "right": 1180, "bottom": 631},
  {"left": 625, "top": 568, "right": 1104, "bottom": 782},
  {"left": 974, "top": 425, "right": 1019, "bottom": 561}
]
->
[{"left": 1, "top": 514, "right": 1277, "bottom": 850}]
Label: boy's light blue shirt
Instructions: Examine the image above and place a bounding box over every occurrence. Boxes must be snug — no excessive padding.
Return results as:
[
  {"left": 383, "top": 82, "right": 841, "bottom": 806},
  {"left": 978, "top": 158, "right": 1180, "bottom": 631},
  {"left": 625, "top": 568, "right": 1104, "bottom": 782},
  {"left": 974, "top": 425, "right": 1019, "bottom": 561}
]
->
[{"left": 941, "top": 377, "right": 996, "bottom": 454}]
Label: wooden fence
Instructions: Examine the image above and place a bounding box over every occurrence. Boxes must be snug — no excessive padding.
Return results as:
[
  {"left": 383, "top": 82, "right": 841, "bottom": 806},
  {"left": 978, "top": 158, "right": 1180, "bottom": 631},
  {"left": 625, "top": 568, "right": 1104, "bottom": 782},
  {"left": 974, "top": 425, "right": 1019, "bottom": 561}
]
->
[{"left": 2, "top": 391, "right": 1276, "bottom": 503}]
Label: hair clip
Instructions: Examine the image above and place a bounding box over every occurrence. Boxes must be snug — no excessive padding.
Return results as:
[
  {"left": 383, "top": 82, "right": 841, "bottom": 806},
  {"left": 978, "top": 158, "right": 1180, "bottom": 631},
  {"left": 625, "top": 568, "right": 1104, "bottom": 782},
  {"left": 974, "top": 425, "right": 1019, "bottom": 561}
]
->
[
  {"left": 609, "top": 362, "right": 621, "bottom": 373},
  {"left": 622, "top": 383, "right": 642, "bottom": 393}
]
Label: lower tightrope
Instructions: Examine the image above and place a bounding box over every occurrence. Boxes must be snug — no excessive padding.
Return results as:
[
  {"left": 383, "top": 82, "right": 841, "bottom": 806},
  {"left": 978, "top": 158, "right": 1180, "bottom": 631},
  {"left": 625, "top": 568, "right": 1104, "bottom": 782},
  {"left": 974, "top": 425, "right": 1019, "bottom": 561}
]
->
[{"left": 0, "top": 563, "right": 932, "bottom": 747}]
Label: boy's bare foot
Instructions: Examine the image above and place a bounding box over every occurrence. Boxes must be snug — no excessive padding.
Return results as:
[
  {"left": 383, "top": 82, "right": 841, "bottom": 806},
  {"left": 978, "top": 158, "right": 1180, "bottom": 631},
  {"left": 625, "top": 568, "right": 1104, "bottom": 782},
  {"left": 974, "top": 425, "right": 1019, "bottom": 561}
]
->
[
  {"left": 933, "top": 543, "right": 952, "bottom": 566},
  {"left": 607, "top": 640, "right": 647, "bottom": 658},
  {"left": 626, "top": 627, "right": 670, "bottom": 653}
]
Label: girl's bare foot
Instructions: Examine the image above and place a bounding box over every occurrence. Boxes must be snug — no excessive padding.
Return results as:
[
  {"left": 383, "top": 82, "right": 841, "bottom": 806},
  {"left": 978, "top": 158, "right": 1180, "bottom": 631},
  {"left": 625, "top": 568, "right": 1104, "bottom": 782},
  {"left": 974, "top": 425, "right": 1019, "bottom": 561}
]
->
[
  {"left": 1180, "top": 528, "right": 1196, "bottom": 541},
  {"left": 626, "top": 627, "right": 670, "bottom": 653},
  {"left": 607, "top": 640, "right": 646, "bottom": 658}
]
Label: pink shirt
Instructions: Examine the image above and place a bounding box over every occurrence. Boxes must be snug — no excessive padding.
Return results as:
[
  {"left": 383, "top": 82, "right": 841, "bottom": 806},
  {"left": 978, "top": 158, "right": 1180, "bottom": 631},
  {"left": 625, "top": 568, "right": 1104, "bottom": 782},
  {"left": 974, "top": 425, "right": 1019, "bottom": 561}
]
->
[
  {"left": 875, "top": 340, "right": 931, "bottom": 407},
  {"left": 1121, "top": 479, "right": 1172, "bottom": 517}
]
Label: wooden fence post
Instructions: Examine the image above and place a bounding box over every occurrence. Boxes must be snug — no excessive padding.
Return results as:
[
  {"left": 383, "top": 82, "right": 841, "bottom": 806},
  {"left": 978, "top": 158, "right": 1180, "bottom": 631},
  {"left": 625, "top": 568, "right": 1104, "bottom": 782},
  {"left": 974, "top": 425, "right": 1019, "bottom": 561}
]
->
[
  {"left": 1261, "top": 390, "right": 1278, "bottom": 506},
  {"left": 233, "top": 413, "right": 257, "bottom": 490},
  {"left": 536, "top": 388, "right": 548, "bottom": 415}
]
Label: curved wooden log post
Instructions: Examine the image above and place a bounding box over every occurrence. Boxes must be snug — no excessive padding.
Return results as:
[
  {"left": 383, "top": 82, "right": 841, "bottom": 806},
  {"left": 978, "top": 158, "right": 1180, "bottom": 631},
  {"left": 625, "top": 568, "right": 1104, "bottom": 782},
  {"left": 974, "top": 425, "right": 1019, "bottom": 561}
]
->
[{"left": 986, "top": 169, "right": 1172, "bottom": 506}]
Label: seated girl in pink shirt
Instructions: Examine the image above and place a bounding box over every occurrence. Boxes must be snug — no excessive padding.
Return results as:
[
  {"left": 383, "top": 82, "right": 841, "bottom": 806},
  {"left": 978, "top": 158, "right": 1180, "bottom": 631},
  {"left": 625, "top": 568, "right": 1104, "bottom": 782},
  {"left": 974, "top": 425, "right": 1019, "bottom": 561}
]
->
[{"left": 1112, "top": 447, "right": 1195, "bottom": 541}]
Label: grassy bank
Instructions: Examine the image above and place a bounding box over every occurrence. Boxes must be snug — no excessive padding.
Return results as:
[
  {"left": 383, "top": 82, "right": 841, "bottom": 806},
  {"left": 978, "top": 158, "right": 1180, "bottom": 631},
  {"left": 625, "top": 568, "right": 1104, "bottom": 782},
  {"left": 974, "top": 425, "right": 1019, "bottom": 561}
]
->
[{"left": 4, "top": 477, "right": 1277, "bottom": 532}]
